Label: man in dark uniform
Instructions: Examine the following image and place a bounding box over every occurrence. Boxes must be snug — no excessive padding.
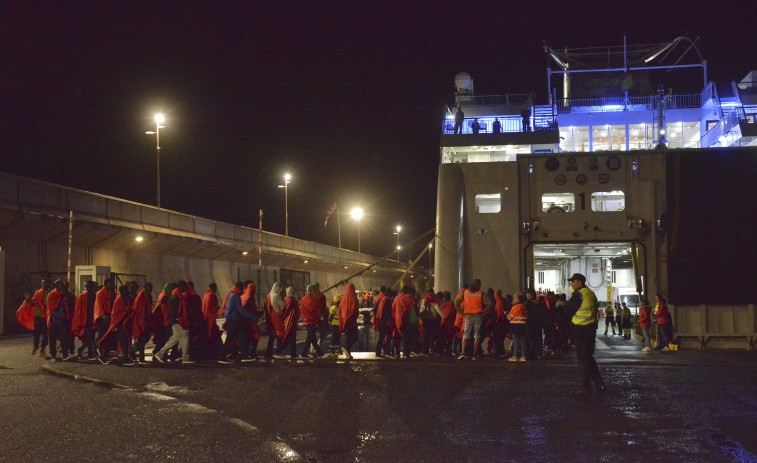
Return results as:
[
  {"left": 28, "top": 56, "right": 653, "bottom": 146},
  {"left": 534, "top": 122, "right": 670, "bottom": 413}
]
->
[
  {"left": 565, "top": 273, "right": 605, "bottom": 396},
  {"left": 453, "top": 106, "right": 465, "bottom": 134}
]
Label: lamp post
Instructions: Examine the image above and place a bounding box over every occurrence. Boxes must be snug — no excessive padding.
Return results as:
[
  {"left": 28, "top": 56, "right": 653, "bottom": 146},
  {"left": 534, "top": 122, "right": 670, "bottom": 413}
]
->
[
  {"left": 145, "top": 114, "right": 165, "bottom": 208},
  {"left": 351, "top": 207, "right": 364, "bottom": 253},
  {"left": 278, "top": 173, "right": 292, "bottom": 236},
  {"left": 394, "top": 225, "right": 402, "bottom": 261}
]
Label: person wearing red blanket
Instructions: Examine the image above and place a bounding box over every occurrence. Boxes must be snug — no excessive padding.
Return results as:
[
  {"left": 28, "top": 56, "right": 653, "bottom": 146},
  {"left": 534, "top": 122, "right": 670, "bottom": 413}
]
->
[
  {"left": 97, "top": 285, "right": 134, "bottom": 364},
  {"left": 263, "top": 282, "right": 285, "bottom": 360},
  {"left": 313, "top": 283, "right": 329, "bottom": 354},
  {"left": 130, "top": 282, "right": 153, "bottom": 363},
  {"left": 151, "top": 283, "right": 175, "bottom": 355},
  {"left": 185, "top": 281, "right": 204, "bottom": 353},
  {"left": 223, "top": 281, "right": 260, "bottom": 362},
  {"left": 371, "top": 287, "right": 386, "bottom": 333},
  {"left": 419, "top": 291, "right": 443, "bottom": 356},
  {"left": 492, "top": 290, "right": 508, "bottom": 358},
  {"left": 373, "top": 288, "right": 393, "bottom": 357},
  {"left": 202, "top": 283, "right": 222, "bottom": 356},
  {"left": 18, "top": 278, "right": 51, "bottom": 358},
  {"left": 154, "top": 281, "right": 192, "bottom": 364},
  {"left": 391, "top": 286, "right": 417, "bottom": 358},
  {"left": 241, "top": 282, "right": 262, "bottom": 359},
  {"left": 338, "top": 283, "right": 359, "bottom": 359},
  {"left": 71, "top": 280, "right": 97, "bottom": 359},
  {"left": 93, "top": 278, "right": 115, "bottom": 353},
  {"left": 300, "top": 285, "right": 324, "bottom": 358},
  {"left": 437, "top": 291, "right": 456, "bottom": 356},
  {"left": 46, "top": 279, "right": 71, "bottom": 361},
  {"left": 280, "top": 286, "right": 300, "bottom": 359}
]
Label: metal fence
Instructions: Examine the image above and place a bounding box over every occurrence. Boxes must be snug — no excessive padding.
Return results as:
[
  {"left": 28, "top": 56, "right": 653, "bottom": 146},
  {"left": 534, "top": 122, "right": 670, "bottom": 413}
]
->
[
  {"left": 556, "top": 94, "right": 701, "bottom": 113},
  {"left": 454, "top": 93, "right": 532, "bottom": 106}
]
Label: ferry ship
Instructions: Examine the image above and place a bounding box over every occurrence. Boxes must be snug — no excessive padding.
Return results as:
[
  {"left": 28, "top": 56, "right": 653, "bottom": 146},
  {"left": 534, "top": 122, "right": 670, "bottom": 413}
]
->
[{"left": 433, "top": 36, "right": 756, "bottom": 349}]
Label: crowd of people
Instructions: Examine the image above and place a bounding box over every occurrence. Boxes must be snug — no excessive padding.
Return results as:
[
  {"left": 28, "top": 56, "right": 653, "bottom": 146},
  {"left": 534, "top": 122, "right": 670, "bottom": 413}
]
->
[
  {"left": 16, "top": 273, "right": 672, "bottom": 394},
  {"left": 15, "top": 277, "right": 362, "bottom": 365}
]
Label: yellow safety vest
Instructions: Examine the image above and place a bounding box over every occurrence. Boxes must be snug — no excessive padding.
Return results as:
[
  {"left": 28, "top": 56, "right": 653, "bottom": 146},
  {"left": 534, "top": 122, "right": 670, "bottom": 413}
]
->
[{"left": 572, "top": 287, "right": 598, "bottom": 326}]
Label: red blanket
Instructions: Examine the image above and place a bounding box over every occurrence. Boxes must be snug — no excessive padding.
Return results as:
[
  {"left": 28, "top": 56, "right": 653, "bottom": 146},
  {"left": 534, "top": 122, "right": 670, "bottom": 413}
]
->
[{"left": 338, "top": 284, "right": 358, "bottom": 334}]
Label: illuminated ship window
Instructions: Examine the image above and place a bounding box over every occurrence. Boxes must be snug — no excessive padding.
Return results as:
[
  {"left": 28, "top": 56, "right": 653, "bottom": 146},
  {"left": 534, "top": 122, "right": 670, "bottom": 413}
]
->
[
  {"left": 475, "top": 194, "right": 501, "bottom": 213},
  {"left": 591, "top": 191, "right": 625, "bottom": 212},
  {"left": 542, "top": 193, "right": 575, "bottom": 213}
]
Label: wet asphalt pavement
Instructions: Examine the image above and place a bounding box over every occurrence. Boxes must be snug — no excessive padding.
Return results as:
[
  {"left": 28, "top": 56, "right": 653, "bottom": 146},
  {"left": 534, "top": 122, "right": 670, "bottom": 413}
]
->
[{"left": 1, "top": 334, "right": 756, "bottom": 463}]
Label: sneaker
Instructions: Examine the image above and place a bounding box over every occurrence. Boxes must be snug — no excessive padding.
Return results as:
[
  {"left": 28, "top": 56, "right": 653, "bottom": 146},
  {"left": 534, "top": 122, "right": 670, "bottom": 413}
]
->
[
  {"left": 97, "top": 356, "right": 107, "bottom": 365},
  {"left": 62, "top": 355, "right": 76, "bottom": 362},
  {"left": 519, "top": 357, "right": 527, "bottom": 362},
  {"left": 662, "top": 347, "right": 670, "bottom": 352},
  {"left": 182, "top": 359, "right": 196, "bottom": 365},
  {"left": 642, "top": 347, "right": 652, "bottom": 352},
  {"left": 341, "top": 347, "right": 349, "bottom": 357},
  {"left": 31, "top": 346, "right": 38, "bottom": 356},
  {"left": 123, "top": 358, "right": 136, "bottom": 366},
  {"left": 153, "top": 354, "right": 165, "bottom": 364},
  {"left": 39, "top": 351, "right": 49, "bottom": 359},
  {"left": 508, "top": 357, "right": 519, "bottom": 362},
  {"left": 457, "top": 355, "right": 466, "bottom": 360}
]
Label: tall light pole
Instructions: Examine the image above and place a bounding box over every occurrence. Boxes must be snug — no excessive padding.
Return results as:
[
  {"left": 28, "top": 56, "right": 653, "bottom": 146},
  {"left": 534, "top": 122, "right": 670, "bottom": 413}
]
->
[
  {"left": 278, "top": 173, "right": 292, "bottom": 236},
  {"left": 351, "top": 207, "right": 364, "bottom": 253},
  {"left": 394, "top": 225, "right": 402, "bottom": 261},
  {"left": 145, "top": 114, "right": 165, "bottom": 208}
]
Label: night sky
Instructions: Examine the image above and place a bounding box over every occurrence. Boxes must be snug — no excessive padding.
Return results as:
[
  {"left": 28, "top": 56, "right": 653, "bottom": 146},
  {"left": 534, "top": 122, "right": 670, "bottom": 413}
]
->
[{"left": 2, "top": 1, "right": 753, "bottom": 257}]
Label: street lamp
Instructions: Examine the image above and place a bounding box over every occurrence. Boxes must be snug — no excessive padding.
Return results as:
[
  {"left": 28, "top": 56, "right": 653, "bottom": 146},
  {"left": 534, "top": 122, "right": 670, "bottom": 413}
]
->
[
  {"left": 145, "top": 114, "right": 166, "bottom": 208},
  {"left": 351, "top": 207, "right": 364, "bottom": 253},
  {"left": 394, "top": 225, "right": 402, "bottom": 261},
  {"left": 278, "top": 173, "right": 292, "bottom": 236}
]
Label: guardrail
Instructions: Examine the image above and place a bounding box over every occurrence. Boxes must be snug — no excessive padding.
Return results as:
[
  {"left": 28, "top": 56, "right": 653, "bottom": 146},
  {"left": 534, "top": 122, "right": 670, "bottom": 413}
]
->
[
  {"left": 441, "top": 115, "right": 557, "bottom": 134},
  {"left": 454, "top": 94, "right": 532, "bottom": 106},
  {"left": 556, "top": 94, "right": 701, "bottom": 113},
  {"left": 700, "top": 107, "right": 744, "bottom": 148}
]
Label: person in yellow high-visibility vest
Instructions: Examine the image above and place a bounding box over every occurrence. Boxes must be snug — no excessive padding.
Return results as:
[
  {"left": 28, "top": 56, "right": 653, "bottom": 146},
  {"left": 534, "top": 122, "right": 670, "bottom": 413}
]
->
[{"left": 565, "top": 273, "right": 606, "bottom": 396}]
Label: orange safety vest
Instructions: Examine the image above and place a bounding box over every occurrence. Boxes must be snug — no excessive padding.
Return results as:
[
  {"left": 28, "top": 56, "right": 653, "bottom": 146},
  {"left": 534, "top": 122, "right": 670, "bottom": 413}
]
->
[{"left": 463, "top": 290, "right": 483, "bottom": 315}]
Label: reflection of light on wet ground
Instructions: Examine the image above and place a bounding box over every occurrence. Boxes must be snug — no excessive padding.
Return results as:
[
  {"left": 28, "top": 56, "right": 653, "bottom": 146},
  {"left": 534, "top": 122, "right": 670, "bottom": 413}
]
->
[
  {"left": 521, "top": 416, "right": 545, "bottom": 446},
  {"left": 272, "top": 442, "right": 301, "bottom": 461}
]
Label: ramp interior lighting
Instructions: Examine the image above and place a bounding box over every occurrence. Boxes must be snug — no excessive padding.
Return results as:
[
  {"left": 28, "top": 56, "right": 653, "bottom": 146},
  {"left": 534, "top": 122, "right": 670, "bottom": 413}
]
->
[
  {"left": 135, "top": 236, "right": 144, "bottom": 242},
  {"left": 242, "top": 251, "right": 248, "bottom": 255}
]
